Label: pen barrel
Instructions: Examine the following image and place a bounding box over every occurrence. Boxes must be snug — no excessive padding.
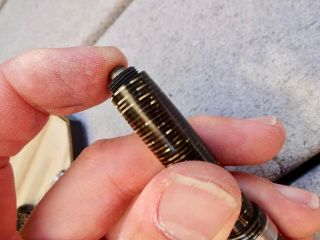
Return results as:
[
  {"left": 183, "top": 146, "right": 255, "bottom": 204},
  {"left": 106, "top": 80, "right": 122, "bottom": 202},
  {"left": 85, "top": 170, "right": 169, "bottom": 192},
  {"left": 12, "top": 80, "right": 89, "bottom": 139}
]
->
[
  {"left": 109, "top": 66, "right": 283, "bottom": 240},
  {"left": 110, "top": 67, "right": 217, "bottom": 166}
]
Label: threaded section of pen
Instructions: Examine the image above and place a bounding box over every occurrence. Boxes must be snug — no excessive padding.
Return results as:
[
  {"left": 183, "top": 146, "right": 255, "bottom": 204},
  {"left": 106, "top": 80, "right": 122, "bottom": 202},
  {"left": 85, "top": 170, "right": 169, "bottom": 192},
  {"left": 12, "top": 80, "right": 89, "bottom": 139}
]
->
[
  {"left": 109, "top": 66, "right": 281, "bottom": 240},
  {"left": 110, "top": 67, "right": 217, "bottom": 165}
]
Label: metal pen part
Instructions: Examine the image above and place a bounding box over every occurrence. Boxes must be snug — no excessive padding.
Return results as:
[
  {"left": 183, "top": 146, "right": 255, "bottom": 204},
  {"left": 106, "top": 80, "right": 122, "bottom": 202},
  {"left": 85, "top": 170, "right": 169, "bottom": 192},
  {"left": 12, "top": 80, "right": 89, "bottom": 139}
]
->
[{"left": 109, "top": 66, "right": 284, "bottom": 240}]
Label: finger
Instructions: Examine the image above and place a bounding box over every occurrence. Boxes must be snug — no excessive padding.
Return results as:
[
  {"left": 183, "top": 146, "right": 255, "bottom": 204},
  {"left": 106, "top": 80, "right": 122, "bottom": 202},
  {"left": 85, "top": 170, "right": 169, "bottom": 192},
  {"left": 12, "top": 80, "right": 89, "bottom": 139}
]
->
[
  {"left": 108, "top": 162, "right": 241, "bottom": 240},
  {"left": 23, "top": 115, "right": 285, "bottom": 239},
  {"left": 0, "top": 46, "right": 127, "bottom": 156},
  {"left": 190, "top": 115, "right": 286, "bottom": 165},
  {"left": 0, "top": 46, "right": 126, "bottom": 240},
  {"left": 21, "top": 137, "right": 163, "bottom": 239},
  {"left": 233, "top": 172, "right": 320, "bottom": 239}
]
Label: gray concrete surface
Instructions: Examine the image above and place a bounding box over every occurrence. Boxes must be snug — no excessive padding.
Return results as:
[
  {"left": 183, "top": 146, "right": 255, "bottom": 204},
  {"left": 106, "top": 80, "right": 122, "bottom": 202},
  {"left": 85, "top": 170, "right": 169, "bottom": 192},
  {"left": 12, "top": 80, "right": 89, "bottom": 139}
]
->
[
  {"left": 81, "top": 0, "right": 320, "bottom": 180},
  {"left": 0, "top": 0, "right": 132, "bottom": 63}
]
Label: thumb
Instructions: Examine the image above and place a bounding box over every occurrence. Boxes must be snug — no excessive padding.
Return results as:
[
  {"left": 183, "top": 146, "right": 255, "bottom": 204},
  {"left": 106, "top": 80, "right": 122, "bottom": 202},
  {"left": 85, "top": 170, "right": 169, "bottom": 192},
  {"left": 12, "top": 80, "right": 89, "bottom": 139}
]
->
[{"left": 108, "top": 162, "right": 241, "bottom": 240}]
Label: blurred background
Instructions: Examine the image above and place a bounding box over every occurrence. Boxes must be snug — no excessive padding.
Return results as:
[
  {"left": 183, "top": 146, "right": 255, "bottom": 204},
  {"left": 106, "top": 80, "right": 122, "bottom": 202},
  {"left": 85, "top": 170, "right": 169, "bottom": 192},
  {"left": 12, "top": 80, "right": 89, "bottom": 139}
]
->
[{"left": 1, "top": 0, "right": 319, "bottom": 236}]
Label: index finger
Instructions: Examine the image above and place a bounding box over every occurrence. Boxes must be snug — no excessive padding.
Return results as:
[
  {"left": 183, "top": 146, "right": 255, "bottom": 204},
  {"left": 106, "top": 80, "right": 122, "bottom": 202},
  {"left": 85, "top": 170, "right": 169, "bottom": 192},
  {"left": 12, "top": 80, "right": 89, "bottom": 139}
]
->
[
  {"left": 0, "top": 46, "right": 126, "bottom": 157},
  {"left": 0, "top": 46, "right": 127, "bottom": 239}
]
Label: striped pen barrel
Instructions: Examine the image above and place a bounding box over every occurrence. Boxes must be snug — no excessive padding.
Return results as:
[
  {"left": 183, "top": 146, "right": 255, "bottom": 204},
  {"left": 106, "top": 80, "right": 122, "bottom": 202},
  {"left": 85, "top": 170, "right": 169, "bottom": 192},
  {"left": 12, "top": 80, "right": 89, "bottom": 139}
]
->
[{"left": 109, "top": 66, "right": 283, "bottom": 240}]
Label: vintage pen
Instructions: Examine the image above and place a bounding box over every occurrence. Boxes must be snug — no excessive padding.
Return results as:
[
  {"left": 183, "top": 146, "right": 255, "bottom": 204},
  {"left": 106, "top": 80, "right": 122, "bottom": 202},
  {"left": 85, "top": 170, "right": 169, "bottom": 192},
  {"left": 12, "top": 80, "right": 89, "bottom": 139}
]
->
[{"left": 109, "top": 66, "right": 283, "bottom": 240}]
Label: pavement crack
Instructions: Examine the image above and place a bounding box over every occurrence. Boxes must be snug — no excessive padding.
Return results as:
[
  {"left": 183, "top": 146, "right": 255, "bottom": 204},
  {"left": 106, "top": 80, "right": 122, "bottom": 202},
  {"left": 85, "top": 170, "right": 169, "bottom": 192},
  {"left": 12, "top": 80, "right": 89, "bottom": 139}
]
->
[
  {"left": 0, "top": 0, "right": 8, "bottom": 11},
  {"left": 83, "top": 0, "right": 134, "bottom": 45}
]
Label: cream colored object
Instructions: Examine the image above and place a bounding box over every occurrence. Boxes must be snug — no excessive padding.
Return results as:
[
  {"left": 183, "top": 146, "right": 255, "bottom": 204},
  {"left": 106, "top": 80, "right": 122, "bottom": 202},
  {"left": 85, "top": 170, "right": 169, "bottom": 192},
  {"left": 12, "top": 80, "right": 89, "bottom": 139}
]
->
[{"left": 10, "top": 116, "right": 72, "bottom": 207}]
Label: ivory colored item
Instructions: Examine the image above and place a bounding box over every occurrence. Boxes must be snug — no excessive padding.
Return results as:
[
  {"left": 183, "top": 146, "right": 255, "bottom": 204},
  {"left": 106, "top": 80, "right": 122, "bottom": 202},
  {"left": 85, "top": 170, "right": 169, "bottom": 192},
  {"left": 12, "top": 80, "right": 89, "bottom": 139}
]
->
[{"left": 10, "top": 116, "right": 72, "bottom": 207}]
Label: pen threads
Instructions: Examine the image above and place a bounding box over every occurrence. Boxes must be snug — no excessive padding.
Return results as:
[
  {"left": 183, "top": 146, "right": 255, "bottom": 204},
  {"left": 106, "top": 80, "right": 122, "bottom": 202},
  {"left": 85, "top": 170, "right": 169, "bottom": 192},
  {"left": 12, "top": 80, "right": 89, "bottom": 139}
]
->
[{"left": 109, "top": 66, "right": 282, "bottom": 240}]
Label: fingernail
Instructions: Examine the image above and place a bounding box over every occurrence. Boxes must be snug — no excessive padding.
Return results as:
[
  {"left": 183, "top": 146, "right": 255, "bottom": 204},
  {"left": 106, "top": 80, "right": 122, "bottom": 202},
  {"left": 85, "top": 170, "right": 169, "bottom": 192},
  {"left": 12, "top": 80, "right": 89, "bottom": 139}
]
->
[
  {"left": 275, "top": 184, "right": 319, "bottom": 209},
  {"left": 248, "top": 116, "right": 277, "bottom": 126},
  {"left": 157, "top": 174, "right": 237, "bottom": 240}
]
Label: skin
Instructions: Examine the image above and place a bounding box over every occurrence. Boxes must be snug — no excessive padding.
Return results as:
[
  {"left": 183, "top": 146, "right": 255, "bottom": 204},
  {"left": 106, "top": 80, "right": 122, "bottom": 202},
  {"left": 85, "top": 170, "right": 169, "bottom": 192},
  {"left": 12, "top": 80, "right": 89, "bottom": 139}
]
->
[{"left": 0, "top": 46, "right": 319, "bottom": 240}]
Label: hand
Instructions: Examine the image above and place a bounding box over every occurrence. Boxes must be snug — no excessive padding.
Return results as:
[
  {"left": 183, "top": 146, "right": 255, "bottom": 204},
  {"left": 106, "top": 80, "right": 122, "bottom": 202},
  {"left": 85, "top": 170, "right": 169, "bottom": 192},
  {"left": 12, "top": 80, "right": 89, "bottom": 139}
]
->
[{"left": 0, "top": 46, "right": 319, "bottom": 240}]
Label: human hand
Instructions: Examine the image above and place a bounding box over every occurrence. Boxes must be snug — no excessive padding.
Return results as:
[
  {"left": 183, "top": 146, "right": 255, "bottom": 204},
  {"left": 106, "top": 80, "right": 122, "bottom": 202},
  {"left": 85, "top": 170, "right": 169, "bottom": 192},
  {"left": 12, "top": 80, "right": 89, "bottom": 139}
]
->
[{"left": 0, "top": 46, "right": 319, "bottom": 240}]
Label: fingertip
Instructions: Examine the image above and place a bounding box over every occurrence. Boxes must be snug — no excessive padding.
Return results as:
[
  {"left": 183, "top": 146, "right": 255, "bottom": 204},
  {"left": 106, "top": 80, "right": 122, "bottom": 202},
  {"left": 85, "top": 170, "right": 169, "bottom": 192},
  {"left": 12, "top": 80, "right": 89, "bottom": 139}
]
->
[
  {"left": 190, "top": 115, "right": 286, "bottom": 165},
  {"left": 113, "top": 162, "right": 241, "bottom": 240},
  {"left": 247, "top": 116, "right": 286, "bottom": 156},
  {"left": 232, "top": 172, "right": 320, "bottom": 238},
  {"left": 97, "top": 46, "right": 128, "bottom": 68},
  {"left": 164, "top": 161, "right": 242, "bottom": 200},
  {"left": 157, "top": 162, "right": 242, "bottom": 240}
]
